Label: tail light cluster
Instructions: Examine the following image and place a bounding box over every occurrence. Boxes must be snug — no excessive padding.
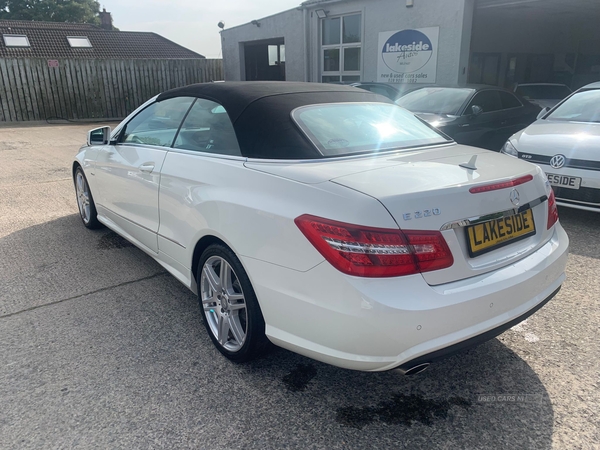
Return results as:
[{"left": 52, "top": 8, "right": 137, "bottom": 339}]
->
[
  {"left": 295, "top": 215, "right": 454, "bottom": 278},
  {"left": 547, "top": 189, "right": 559, "bottom": 229}
]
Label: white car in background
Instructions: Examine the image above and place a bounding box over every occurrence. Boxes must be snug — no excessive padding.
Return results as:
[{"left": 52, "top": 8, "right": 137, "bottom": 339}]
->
[
  {"left": 514, "top": 83, "right": 572, "bottom": 109},
  {"left": 73, "top": 82, "right": 568, "bottom": 374},
  {"left": 503, "top": 81, "right": 600, "bottom": 212}
]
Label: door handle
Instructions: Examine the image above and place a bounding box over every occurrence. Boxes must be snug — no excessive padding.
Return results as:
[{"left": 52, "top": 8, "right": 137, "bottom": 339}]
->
[
  {"left": 139, "top": 163, "right": 155, "bottom": 173},
  {"left": 500, "top": 120, "right": 508, "bottom": 125}
]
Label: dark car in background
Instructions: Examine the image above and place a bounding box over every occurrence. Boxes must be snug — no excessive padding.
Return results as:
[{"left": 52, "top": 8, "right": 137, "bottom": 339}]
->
[
  {"left": 396, "top": 85, "right": 541, "bottom": 150},
  {"left": 349, "top": 82, "right": 417, "bottom": 101}
]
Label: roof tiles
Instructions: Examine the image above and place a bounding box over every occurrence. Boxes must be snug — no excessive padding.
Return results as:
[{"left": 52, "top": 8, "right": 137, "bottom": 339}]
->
[{"left": 0, "top": 20, "right": 204, "bottom": 59}]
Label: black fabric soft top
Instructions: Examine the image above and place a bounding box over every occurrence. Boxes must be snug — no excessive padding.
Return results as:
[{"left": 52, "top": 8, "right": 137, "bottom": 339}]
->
[{"left": 157, "top": 82, "right": 393, "bottom": 159}]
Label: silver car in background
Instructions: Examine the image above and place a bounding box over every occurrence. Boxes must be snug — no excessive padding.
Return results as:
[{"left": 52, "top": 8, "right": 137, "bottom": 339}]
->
[
  {"left": 502, "top": 81, "right": 600, "bottom": 212},
  {"left": 514, "top": 83, "right": 572, "bottom": 109}
]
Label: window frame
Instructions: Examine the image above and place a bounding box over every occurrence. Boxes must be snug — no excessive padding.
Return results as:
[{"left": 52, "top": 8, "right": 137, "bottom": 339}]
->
[
  {"left": 464, "top": 89, "right": 503, "bottom": 115},
  {"left": 3, "top": 34, "right": 31, "bottom": 47},
  {"left": 116, "top": 96, "right": 245, "bottom": 160},
  {"left": 67, "top": 36, "right": 93, "bottom": 48},
  {"left": 172, "top": 97, "right": 242, "bottom": 157},
  {"left": 320, "top": 12, "right": 362, "bottom": 83},
  {"left": 117, "top": 96, "right": 196, "bottom": 148},
  {"left": 498, "top": 90, "right": 523, "bottom": 110}
]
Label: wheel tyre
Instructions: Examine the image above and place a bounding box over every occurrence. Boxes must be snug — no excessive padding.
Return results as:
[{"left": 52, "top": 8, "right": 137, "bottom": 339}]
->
[
  {"left": 74, "top": 166, "right": 101, "bottom": 229},
  {"left": 197, "top": 244, "right": 269, "bottom": 362}
]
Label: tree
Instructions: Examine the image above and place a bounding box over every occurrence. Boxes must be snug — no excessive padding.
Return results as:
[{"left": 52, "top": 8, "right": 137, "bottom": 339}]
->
[{"left": 0, "top": 0, "right": 102, "bottom": 25}]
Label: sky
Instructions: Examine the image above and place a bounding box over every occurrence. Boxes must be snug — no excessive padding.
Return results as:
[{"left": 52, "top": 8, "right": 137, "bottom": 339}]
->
[{"left": 101, "top": 0, "right": 302, "bottom": 58}]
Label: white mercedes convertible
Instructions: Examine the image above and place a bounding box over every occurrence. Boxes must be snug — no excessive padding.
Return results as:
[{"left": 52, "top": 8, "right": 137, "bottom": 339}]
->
[{"left": 73, "top": 82, "right": 568, "bottom": 373}]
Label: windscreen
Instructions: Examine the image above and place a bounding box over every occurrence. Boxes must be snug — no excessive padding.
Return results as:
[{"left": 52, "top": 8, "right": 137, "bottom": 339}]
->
[
  {"left": 546, "top": 89, "right": 600, "bottom": 123},
  {"left": 292, "top": 102, "right": 449, "bottom": 156},
  {"left": 396, "top": 88, "right": 474, "bottom": 115},
  {"left": 516, "top": 85, "right": 572, "bottom": 100}
]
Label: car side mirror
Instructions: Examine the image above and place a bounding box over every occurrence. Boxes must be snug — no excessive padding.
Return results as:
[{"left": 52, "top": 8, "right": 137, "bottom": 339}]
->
[
  {"left": 471, "top": 105, "right": 483, "bottom": 117},
  {"left": 537, "top": 106, "right": 550, "bottom": 120},
  {"left": 87, "top": 126, "right": 111, "bottom": 146}
]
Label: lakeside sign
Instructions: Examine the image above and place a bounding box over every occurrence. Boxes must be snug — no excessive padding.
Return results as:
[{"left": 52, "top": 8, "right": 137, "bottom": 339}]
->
[{"left": 377, "top": 27, "right": 439, "bottom": 84}]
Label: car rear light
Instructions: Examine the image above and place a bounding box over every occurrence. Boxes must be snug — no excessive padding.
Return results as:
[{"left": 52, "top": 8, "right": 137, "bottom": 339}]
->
[
  {"left": 547, "top": 189, "right": 559, "bottom": 229},
  {"left": 469, "top": 174, "right": 533, "bottom": 194},
  {"left": 294, "top": 215, "right": 453, "bottom": 277}
]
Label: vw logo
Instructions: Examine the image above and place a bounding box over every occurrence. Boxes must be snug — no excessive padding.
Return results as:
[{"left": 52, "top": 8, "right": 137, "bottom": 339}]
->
[
  {"left": 510, "top": 189, "right": 520, "bottom": 206},
  {"left": 550, "top": 154, "right": 566, "bottom": 169}
]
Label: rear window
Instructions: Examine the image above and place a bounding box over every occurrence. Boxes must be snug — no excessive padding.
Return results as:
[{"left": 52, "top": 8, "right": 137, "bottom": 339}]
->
[
  {"left": 292, "top": 102, "right": 449, "bottom": 157},
  {"left": 396, "top": 88, "right": 474, "bottom": 115},
  {"left": 515, "top": 85, "right": 572, "bottom": 100},
  {"left": 499, "top": 91, "right": 522, "bottom": 109},
  {"left": 358, "top": 84, "right": 399, "bottom": 100}
]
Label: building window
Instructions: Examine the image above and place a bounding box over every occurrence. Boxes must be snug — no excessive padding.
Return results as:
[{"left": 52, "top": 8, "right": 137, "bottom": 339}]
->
[
  {"left": 321, "top": 13, "right": 361, "bottom": 83},
  {"left": 268, "top": 44, "right": 285, "bottom": 66},
  {"left": 67, "top": 36, "right": 92, "bottom": 48},
  {"left": 3, "top": 35, "right": 30, "bottom": 47}
]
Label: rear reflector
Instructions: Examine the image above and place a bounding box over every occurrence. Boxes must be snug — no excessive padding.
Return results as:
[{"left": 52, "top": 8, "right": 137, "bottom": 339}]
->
[
  {"left": 469, "top": 174, "right": 533, "bottom": 194},
  {"left": 295, "top": 215, "right": 453, "bottom": 277},
  {"left": 547, "top": 189, "right": 559, "bottom": 229}
]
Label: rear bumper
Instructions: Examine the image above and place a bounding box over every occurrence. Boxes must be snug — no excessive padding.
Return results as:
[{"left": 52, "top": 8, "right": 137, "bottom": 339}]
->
[
  {"left": 242, "top": 223, "right": 569, "bottom": 372},
  {"left": 556, "top": 199, "right": 600, "bottom": 212},
  {"left": 395, "top": 286, "right": 560, "bottom": 373}
]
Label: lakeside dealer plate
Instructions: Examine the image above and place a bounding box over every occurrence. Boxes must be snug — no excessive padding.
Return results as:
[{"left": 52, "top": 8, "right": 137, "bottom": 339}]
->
[
  {"left": 546, "top": 173, "right": 581, "bottom": 190},
  {"left": 466, "top": 209, "right": 536, "bottom": 257}
]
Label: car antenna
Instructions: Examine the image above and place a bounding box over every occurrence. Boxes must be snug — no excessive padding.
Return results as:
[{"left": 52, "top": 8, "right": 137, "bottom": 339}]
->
[{"left": 459, "top": 155, "right": 478, "bottom": 171}]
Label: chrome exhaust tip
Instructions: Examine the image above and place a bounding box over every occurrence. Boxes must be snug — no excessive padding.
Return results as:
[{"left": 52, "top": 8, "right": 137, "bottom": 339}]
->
[{"left": 403, "top": 363, "right": 430, "bottom": 376}]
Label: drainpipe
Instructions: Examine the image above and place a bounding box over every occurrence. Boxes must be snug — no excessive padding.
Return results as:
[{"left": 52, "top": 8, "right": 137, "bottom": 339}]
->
[{"left": 303, "top": 7, "right": 310, "bottom": 81}]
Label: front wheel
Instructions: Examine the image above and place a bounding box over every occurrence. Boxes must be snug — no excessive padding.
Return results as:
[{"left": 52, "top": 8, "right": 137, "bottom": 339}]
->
[
  {"left": 74, "top": 166, "right": 101, "bottom": 229},
  {"left": 197, "top": 244, "right": 269, "bottom": 362}
]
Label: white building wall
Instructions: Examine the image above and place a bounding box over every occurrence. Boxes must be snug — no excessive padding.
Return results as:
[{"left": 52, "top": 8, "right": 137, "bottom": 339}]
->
[
  {"left": 221, "top": 8, "right": 305, "bottom": 81},
  {"left": 305, "top": 0, "right": 473, "bottom": 85},
  {"left": 221, "top": 0, "right": 474, "bottom": 85}
]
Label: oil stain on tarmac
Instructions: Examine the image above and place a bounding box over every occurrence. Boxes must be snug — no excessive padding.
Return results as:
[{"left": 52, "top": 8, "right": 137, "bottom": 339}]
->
[
  {"left": 97, "top": 232, "right": 134, "bottom": 250},
  {"left": 336, "top": 393, "right": 471, "bottom": 429},
  {"left": 282, "top": 364, "right": 317, "bottom": 392}
]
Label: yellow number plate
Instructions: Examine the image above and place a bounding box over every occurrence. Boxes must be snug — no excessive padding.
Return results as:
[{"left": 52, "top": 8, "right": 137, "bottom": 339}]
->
[{"left": 466, "top": 209, "right": 536, "bottom": 257}]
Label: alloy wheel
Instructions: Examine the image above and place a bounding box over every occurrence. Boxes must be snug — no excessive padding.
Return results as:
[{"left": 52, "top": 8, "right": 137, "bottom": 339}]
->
[
  {"left": 75, "top": 171, "right": 91, "bottom": 224},
  {"left": 200, "top": 256, "right": 248, "bottom": 352}
]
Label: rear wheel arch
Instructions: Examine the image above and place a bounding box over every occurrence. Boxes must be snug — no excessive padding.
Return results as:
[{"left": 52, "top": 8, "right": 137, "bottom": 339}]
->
[
  {"left": 191, "top": 234, "right": 266, "bottom": 313},
  {"left": 192, "top": 235, "right": 230, "bottom": 283}
]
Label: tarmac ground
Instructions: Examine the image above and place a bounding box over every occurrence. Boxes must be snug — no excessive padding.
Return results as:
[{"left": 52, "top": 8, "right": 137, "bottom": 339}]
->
[{"left": 0, "top": 124, "right": 598, "bottom": 449}]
